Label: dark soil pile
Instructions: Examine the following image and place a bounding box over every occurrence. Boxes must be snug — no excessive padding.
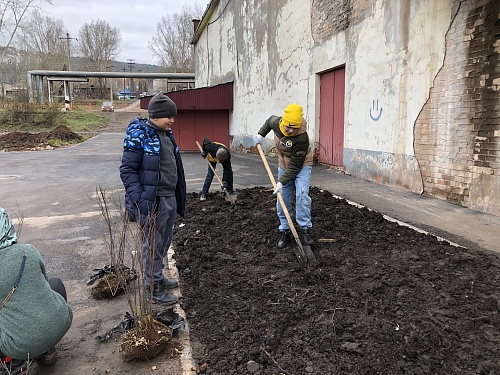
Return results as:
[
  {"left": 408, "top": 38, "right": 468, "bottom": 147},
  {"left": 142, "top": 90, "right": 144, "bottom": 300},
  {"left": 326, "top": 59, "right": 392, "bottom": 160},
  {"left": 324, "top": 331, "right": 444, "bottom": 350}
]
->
[
  {"left": 0, "top": 125, "right": 82, "bottom": 151},
  {"left": 174, "top": 187, "right": 500, "bottom": 375}
]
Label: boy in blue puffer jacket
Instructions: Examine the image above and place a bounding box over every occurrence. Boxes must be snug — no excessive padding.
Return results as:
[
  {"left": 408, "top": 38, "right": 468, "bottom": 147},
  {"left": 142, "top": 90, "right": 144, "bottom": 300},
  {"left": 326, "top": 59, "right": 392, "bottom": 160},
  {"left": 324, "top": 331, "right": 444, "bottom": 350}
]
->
[{"left": 120, "top": 94, "right": 186, "bottom": 306}]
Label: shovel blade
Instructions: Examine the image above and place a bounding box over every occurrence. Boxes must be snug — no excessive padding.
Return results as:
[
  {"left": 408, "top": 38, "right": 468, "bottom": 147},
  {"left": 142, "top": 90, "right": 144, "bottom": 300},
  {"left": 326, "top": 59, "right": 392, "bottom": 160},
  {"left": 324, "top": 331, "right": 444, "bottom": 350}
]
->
[
  {"left": 294, "top": 238, "right": 316, "bottom": 268},
  {"left": 224, "top": 190, "right": 237, "bottom": 204},
  {"left": 302, "top": 245, "right": 317, "bottom": 266},
  {"left": 292, "top": 238, "right": 308, "bottom": 267}
]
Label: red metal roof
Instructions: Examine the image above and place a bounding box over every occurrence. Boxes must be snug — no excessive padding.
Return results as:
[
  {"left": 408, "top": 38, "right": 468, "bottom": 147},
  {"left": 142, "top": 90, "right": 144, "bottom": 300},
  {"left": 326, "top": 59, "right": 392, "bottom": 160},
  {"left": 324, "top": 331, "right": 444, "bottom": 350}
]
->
[{"left": 140, "top": 82, "right": 233, "bottom": 111}]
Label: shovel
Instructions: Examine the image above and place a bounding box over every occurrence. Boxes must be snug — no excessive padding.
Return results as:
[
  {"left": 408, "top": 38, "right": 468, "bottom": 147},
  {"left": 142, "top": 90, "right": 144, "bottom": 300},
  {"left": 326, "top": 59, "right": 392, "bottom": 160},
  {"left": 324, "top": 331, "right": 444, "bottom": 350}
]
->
[
  {"left": 196, "top": 141, "right": 237, "bottom": 204},
  {"left": 256, "top": 144, "right": 317, "bottom": 267}
]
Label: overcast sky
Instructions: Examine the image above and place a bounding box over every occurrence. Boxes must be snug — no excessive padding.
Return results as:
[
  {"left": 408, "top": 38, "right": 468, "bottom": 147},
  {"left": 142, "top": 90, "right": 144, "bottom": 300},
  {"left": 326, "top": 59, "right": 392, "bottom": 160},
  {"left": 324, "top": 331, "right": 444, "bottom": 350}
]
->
[{"left": 38, "top": 0, "right": 208, "bottom": 65}]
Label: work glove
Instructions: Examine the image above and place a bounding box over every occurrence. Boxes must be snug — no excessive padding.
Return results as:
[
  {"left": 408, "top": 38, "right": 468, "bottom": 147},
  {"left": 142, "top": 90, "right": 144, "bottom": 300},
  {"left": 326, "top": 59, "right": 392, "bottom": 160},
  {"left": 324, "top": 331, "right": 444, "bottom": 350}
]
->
[
  {"left": 253, "top": 134, "right": 264, "bottom": 146},
  {"left": 221, "top": 181, "right": 227, "bottom": 191},
  {"left": 273, "top": 181, "right": 283, "bottom": 195},
  {"left": 201, "top": 151, "right": 207, "bottom": 158}
]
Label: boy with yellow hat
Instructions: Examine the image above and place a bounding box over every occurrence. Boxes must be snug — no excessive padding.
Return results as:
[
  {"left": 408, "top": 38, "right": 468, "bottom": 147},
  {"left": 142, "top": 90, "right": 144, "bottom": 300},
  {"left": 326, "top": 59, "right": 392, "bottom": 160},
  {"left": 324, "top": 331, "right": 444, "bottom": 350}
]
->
[{"left": 253, "top": 103, "right": 314, "bottom": 249}]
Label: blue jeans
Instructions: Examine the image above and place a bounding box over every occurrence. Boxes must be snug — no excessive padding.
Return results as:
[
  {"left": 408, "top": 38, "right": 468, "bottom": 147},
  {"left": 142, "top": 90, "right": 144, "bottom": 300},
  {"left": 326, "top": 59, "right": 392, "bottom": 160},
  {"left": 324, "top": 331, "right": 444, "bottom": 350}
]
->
[
  {"left": 201, "top": 163, "right": 233, "bottom": 194},
  {"left": 276, "top": 166, "right": 312, "bottom": 231},
  {"left": 141, "top": 196, "right": 177, "bottom": 288}
]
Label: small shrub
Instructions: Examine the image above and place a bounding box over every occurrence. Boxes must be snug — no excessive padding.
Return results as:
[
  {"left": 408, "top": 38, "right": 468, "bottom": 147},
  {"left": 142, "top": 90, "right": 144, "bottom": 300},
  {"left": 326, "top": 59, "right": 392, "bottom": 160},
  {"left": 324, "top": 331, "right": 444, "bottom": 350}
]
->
[{"left": 0, "top": 95, "right": 62, "bottom": 132}]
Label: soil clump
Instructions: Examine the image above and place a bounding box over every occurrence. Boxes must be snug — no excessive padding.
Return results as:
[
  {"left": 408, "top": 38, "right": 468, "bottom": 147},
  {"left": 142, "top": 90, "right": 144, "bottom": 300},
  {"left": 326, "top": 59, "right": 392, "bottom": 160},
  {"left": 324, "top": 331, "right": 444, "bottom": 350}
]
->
[{"left": 173, "top": 187, "right": 500, "bottom": 374}]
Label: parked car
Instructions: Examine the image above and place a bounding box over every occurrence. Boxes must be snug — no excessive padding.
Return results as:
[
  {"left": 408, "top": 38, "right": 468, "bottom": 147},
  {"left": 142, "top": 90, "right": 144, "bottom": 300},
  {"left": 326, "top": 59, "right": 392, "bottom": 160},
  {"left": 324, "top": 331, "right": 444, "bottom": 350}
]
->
[{"left": 101, "top": 101, "right": 114, "bottom": 112}]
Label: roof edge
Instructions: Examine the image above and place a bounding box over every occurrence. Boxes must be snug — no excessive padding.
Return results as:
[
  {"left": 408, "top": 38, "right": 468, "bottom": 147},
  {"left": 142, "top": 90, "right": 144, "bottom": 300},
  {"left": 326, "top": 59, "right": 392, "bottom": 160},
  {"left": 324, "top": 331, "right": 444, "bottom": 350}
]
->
[{"left": 191, "top": 0, "right": 220, "bottom": 45}]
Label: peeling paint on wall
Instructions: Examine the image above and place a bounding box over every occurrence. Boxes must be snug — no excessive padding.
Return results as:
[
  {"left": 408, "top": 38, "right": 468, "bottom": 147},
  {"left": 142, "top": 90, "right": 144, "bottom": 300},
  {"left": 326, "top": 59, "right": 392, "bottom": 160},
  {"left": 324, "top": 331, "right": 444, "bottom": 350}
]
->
[
  {"left": 193, "top": 0, "right": 500, "bottom": 216},
  {"left": 344, "top": 148, "right": 423, "bottom": 191}
]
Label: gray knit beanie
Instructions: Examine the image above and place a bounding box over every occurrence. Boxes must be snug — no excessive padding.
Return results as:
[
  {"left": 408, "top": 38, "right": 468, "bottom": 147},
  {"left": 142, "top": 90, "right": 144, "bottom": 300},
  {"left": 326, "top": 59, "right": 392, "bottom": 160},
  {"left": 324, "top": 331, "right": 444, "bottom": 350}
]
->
[{"left": 148, "top": 94, "right": 177, "bottom": 118}]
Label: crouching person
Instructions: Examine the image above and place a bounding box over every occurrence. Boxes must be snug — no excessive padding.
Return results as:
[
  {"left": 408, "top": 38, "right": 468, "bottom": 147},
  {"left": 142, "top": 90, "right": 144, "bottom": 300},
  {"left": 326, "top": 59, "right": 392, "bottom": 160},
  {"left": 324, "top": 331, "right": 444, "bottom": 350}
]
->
[{"left": 0, "top": 208, "right": 73, "bottom": 374}]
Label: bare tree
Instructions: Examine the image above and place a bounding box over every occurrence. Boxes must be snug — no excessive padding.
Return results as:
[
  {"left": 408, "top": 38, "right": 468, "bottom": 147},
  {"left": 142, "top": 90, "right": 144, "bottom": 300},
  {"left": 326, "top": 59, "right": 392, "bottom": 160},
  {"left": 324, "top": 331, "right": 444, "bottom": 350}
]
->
[
  {"left": 16, "top": 9, "right": 67, "bottom": 70},
  {"left": 148, "top": 4, "right": 203, "bottom": 73},
  {"left": 0, "top": 0, "right": 51, "bottom": 96},
  {"left": 78, "top": 19, "right": 120, "bottom": 97},
  {"left": 78, "top": 19, "right": 121, "bottom": 71}
]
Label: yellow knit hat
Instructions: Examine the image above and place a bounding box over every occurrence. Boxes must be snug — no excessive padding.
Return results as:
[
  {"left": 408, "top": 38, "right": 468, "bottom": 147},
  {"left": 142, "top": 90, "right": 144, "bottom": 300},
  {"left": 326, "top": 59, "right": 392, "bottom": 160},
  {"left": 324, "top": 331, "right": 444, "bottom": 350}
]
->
[{"left": 281, "top": 103, "right": 303, "bottom": 128}]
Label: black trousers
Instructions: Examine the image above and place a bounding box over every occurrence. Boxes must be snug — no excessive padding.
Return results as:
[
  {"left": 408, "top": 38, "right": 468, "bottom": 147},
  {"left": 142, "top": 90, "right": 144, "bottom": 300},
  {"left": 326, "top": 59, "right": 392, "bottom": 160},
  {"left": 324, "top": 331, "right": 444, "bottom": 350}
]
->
[{"left": 48, "top": 277, "right": 67, "bottom": 301}]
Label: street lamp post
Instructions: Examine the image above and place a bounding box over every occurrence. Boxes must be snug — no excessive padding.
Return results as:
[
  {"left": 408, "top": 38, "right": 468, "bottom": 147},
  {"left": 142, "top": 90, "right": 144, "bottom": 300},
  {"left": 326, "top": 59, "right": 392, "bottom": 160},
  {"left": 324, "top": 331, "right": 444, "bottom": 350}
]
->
[
  {"left": 121, "top": 66, "right": 127, "bottom": 100},
  {"left": 106, "top": 65, "right": 115, "bottom": 101},
  {"left": 127, "top": 59, "right": 135, "bottom": 97}
]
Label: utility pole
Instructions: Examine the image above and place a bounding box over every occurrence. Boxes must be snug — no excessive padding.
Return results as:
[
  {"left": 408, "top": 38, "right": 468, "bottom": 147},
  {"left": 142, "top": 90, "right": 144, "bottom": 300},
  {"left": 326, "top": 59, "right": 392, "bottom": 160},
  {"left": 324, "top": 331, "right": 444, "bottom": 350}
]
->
[
  {"left": 127, "top": 59, "right": 135, "bottom": 96},
  {"left": 59, "top": 33, "right": 78, "bottom": 108},
  {"left": 59, "top": 33, "right": 78, "bottom": 70},
  {"left": 121, "top": 66, "right": 127, "bottom": 100},
  {"left": 106, "top": 65, "right": 115, "bottom": 101}
]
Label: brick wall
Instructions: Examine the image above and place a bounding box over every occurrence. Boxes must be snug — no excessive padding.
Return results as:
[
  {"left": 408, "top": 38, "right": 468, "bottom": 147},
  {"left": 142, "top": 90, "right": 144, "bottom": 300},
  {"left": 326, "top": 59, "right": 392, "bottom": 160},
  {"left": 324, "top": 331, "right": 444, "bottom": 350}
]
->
[
  {"left": 346, "top": 0, "right": 377, "bottom": 24},
  {"left": 311, "top": 0, "right": 376, "bottom": 43},
  {"left": 311, "top": 0, "right": 375, "bottom": 44},
  {"left": 414, "top": 0, "right": 500, "bottom": 208}
]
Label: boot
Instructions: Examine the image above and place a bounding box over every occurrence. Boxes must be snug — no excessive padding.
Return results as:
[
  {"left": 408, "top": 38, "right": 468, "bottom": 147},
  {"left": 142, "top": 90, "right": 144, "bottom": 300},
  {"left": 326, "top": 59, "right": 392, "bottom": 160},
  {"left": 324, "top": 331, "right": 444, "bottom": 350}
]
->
[
  {"left": 277, "top": 230, "right": 291, "bottom": 249},
  {"left": 35, "top": 347, "right": 56, "bottom": 365},
  {"left": 300, "top": 227, "right": 314, "bottom": 245},
  {"left": 146, "top": 286, "right": 178, "bottom": 306},
  {"left": 157, "top": 278, "right": 179, "bottom": 290}
]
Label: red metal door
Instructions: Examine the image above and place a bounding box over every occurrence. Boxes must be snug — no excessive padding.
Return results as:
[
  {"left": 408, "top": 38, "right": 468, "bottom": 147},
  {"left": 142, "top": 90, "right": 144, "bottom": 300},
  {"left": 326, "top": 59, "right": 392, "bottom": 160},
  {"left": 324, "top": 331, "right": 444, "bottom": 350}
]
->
[
  {"left": 173, "top": 110, "right": 230, "bottom": 151},
  {"left": 319, "top": 67, "right": 345, "bottom": 166}
]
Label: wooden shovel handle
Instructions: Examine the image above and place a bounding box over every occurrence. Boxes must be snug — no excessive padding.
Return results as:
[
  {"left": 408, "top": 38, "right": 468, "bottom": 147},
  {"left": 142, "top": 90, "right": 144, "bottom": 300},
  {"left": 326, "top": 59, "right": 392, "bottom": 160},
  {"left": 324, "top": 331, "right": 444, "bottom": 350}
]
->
[
  {"left": 256, "top": 144, "right": 300, "bottom": 241},
  {"left": 196, "top": 141, "right": 224, "bottom": 186}
]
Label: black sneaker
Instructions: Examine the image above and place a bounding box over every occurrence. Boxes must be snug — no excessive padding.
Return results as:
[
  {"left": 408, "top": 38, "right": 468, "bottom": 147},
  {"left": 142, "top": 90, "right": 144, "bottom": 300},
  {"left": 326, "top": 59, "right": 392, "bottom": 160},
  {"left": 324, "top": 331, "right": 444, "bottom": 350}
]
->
[
  {"left": 300, "top": 227, "right": 314, "bottom": 245},
  {"left": 35, "top": 347, "right": 56, "bottom": 365},
  {"left": 146, "top": 288, "right": 178, "bottom": 306},
  {"left": 277, "top": 230, "right": 291, "bottom": 249},
  {"left": 158, "top": 278, "right": 179, "bottom": 290}
]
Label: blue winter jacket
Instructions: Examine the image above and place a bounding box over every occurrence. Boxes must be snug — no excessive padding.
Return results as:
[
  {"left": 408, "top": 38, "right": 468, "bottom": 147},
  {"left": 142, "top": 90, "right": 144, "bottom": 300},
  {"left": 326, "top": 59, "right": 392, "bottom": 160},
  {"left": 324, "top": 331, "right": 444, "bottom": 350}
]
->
[{"left": 119, "top": 117, "right": 186, "bottom": 225}]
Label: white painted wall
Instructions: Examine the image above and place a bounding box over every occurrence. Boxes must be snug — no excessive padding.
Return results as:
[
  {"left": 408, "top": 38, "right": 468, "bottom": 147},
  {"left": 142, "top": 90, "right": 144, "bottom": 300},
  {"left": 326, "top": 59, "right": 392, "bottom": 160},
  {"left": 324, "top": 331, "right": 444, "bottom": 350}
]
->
[
  {"left": 194, "top": 0, "right": 454, "bottom": 191},
  {"left": 345, "top": 1, "right": 451, "bottom": 156},
  {"left": 195, "top": 0, "right": 314, "bottom": 151}
]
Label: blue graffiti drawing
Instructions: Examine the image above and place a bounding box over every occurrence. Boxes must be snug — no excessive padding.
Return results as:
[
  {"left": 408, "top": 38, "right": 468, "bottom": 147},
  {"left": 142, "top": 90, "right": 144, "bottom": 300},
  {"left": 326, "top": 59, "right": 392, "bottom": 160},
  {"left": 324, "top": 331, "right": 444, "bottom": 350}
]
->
[{"left": 370, "top": 99, "right": 382, "bottom": 121}]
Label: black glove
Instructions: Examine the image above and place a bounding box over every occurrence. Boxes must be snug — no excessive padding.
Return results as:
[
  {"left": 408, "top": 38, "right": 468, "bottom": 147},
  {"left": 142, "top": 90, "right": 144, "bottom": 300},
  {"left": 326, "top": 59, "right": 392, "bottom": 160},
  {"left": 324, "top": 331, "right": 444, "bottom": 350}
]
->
[
  {"left": 201, "top": 151, "right": 207, "bottom": 158},
  {"left": 221, "top": 181, "right": 227, "bottom": 191}
]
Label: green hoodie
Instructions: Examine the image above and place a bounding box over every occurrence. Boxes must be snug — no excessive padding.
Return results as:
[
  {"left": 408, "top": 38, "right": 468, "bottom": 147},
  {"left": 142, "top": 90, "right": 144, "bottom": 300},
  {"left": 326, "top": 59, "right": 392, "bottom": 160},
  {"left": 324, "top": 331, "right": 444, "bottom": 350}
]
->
[{"left": 0, "top": 208, "right": 73, "bottom": 359}]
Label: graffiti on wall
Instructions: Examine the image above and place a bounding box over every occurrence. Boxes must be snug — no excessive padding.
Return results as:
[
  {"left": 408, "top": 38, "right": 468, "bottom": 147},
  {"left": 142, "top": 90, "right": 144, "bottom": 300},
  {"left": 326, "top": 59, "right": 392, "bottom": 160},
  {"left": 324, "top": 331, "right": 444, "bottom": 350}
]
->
[{"left": 370, "top": 99, "right": 383, "bottom": 121}]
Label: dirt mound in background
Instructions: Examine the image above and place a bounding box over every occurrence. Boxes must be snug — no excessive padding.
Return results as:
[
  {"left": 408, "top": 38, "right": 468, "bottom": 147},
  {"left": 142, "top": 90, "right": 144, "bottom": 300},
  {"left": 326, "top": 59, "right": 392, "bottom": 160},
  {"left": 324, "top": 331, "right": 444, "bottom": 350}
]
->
[
  {"left": 0, "top": 125, "right": 82, "bottom": 151},
  {"left": 0, "top": 108, "right": 140, "bottom": 152},
  {"left": 173, "top": 187, "right": 500, "bottom": 374}
]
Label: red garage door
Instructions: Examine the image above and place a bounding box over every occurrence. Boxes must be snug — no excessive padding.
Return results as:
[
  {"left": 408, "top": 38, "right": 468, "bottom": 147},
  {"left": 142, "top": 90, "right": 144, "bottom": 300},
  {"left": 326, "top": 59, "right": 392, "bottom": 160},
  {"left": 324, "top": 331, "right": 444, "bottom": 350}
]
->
[
  {"left": 142, "top": 82, "right": 234, "bottom": 152},
  {"left": 173, "top": 110, "right": 230, "bottom": 151},
  {"left": 319, "top": 68, "right": 345, "bottom": 166}
]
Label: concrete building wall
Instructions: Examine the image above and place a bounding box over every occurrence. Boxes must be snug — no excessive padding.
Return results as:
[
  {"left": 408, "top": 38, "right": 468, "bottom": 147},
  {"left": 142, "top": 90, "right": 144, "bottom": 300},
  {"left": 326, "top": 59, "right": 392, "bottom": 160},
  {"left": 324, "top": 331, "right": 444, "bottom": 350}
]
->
[
  {"left": 194, "top": 0, "right": 315, "bottom": 149},
  {"left": 193, "top": 0, "right": 500, "bottom": 216}
]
